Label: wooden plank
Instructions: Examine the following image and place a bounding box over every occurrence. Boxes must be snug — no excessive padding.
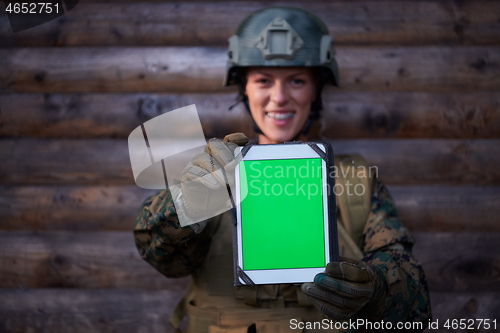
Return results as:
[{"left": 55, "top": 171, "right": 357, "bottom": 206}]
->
[
  {"left": 0, "top": 231, "right": 498, "bottom": 292},
  {"left": 0, "top": 289, "right": 186, "bottom": 333},
  {"left": 389, "top": 186, "right": 500, "bottom": 233},
  {"left": 316, "top": 91, "right": 500, "bottom": 139},
  {"left": 0, "top": 47, "right": 227, "bottom": 93},
  {"left": 0, "top": 185, "right": 154, "bottom": 231},
  {"left": 429, "top": 292, "right": 500, "bottom": 332},
  {"left": 331, "top": 139, "right": 500, "bottom": 186},
  {"left": 0, "top": 289, "right": 498, "bottom": 333},
  {"left": 0, "top": 289, "right": 496, "bottom": 333},
  {"left": 1, "top": 139, "right": 498, "bottom": 186},
  {"left": 412, "top": 233, "right": 500, "bottom": 293},
  {"left": 2, "top": 1, "right": 499, "bottom": 47},
  {"left": 1, "top": 46, "right": 499, "bottom": 93},
  {"left": 1, "top": 185, "right": 499, "bottom": 233},
  {"left": 1, "top": 294, "right": 499, "bottom": 333},
  {"left": 0, "top": 93, "right": 252, "bottom": 139},
  {"left": 2, "top": 91, "right": 500, "bottom": 139},
  {"left": 0, "top": 139, "right": 133, "bottom": 185},
  {"left": 0, "top": 231, "right": 191, "bottom": 290}
]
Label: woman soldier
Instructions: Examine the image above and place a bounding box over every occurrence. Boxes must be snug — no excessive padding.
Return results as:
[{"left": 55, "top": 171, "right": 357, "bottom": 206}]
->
[{"left": 133, "top": 7, "right": 431, "bottom": 333}]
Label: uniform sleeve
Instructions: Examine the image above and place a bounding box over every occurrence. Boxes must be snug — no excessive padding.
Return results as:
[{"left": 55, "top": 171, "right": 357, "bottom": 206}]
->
[
  {"left": 133, "top": 188, "right": 214, "bottom": 278},
  {"left": 360, "top": 180, "right": 432, "bottom": 328}
]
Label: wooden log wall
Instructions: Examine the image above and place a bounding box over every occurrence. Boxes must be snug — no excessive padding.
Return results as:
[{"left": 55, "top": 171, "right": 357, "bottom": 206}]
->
[{"left": 0, "top": 1, "right": 499, "bottom": 332}]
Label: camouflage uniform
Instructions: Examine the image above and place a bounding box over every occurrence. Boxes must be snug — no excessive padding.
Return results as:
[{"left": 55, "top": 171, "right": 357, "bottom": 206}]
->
[{"left": 133, "top": 179, "right": 431, "bottom": 332}]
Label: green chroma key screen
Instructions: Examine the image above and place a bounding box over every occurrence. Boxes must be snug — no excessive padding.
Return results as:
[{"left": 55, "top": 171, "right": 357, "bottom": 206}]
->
[{"left": 239, "top": 158, "right": 325, "bottom": 270}]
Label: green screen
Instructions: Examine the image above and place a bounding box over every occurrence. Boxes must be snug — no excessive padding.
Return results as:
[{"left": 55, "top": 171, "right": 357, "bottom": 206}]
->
[{"left": 240, "top": 158, "right": 325, "bottom": 270}]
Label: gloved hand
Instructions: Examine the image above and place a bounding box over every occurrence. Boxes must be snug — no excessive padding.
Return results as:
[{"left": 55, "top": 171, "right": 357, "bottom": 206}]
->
[
  {"left": 301, "top": 257, "right": 390, "bottom": 321},
  {"left": 180, "top": 133, "right": 249, "bottom": 217}
]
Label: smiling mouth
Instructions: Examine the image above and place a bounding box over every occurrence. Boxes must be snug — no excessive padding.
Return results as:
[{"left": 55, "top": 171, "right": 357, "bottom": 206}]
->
[{"left": 265, "top": 112, "right": 295, "bottom": 120}]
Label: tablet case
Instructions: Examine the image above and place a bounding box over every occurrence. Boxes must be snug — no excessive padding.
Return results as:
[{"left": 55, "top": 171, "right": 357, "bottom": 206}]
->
[{"left": 231, "top": 141, "right": 339, "bottom": 286}]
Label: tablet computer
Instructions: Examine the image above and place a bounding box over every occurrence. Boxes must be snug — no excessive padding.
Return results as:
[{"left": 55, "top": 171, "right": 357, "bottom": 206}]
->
[{"left": 232, "top": 142, "right": 339, "bottom": 285}]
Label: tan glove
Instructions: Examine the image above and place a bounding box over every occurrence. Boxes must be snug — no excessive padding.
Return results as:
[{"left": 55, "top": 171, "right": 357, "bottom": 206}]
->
[
  {"left": 301, "top": 256, "right": 389, "bottom": 321},
  {"left": 180, "top": 133, "right": 248, "bottom": 217}
]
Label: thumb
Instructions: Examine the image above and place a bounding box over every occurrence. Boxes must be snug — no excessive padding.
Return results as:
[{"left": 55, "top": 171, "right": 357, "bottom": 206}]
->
[
  {"left": 325, "top": 260, "right": 375, "bottom": 283},
  {"left": 223, "top": 133, "right": 249, "bottom": 146}
]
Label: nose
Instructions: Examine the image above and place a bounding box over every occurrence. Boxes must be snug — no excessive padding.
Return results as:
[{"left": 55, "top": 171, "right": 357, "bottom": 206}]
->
[{"left": 270, "top": 80, "right": 288, "bottom": 106}]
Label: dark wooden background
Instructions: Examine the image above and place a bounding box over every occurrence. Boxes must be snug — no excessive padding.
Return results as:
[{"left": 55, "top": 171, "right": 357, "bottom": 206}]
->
[{"left": 1, "top": 1, "right": 499, "bottom": 332}]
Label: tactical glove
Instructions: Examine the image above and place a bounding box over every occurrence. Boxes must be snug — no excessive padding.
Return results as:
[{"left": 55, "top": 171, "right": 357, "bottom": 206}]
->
[
  {"left": 180, "top": 133, "right": 248, "bottom": 217},
  {"left": 301, "top": 256, "right": 390, "bottom": 321}
]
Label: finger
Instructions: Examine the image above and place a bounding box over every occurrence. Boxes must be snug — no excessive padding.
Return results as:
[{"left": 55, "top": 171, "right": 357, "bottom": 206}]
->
[
  {"left": 207, "top": 138, "right": 234, "bottom": 168},
  {"left": 191, "top": 153, "right": 222, "bottom": 172},
  {"left": 307, "top": 296, "right": 357, "bottom": 321},
  {"left": 223, "top": 133, "right": 249, "bottom": 146},
  {"left": 190, "top": 153, "right": 227, "bottom": 187},
  {"left": 180, "top": 165, "right": 223, "bottom": 190},
  {"left": 325, "top": 261, "right": 375, "bottom": 283},
  {"left": 206, "top": 139, "right": 239, "bottom": 185},
  {"left": 314, "top": 274, "right": 374, "bottom": 299},
  {"left": 301, "top": 283, "right": 367, "bottom": 312}
]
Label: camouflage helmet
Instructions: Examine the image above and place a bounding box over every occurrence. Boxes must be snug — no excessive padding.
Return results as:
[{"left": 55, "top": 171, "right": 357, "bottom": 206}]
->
[{"left": 223, "top": 7, "right": 339, "bottom": 87}]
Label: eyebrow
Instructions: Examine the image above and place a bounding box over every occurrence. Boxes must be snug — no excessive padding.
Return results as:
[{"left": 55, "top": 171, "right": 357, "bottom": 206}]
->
[{"left": 248, "top": 71, "right": 271, "bottom": 76}]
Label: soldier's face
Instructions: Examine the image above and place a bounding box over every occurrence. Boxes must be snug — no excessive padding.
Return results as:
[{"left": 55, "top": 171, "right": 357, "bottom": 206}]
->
[{"left": 245, "top": 67, "right": 316, "bottom": 144}]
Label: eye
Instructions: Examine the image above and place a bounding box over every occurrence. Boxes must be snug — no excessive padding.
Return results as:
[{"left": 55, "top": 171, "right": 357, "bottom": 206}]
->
[
  {"left": 255, "top": 77, "right": 270, "bottom": 84},
  {"left": 290, "top": 78, "right": 306, "bottom": 86}
]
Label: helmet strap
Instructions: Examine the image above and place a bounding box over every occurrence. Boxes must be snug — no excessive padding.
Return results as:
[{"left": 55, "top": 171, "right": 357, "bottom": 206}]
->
[
  {"left": 290, "top": 114, "right": 313, "bottom": 141},
  {"left": 301, "top": 117, "right": 313, "bottom": 136}
]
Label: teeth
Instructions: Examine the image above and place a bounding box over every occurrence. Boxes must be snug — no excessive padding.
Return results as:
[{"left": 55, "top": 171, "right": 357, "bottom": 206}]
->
[{"left": 266, "top": 112, "right": 294, "bottom": 120}]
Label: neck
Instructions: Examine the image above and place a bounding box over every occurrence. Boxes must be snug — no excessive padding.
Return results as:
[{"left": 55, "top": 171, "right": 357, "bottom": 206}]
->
[{"left": 258, "top": 134, "right": 308, "bottom": 144}]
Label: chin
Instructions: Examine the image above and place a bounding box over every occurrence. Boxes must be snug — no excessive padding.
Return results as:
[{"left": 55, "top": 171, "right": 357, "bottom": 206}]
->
[{"left": 265, "top": 131, "right": 296, "bottom": 143}]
